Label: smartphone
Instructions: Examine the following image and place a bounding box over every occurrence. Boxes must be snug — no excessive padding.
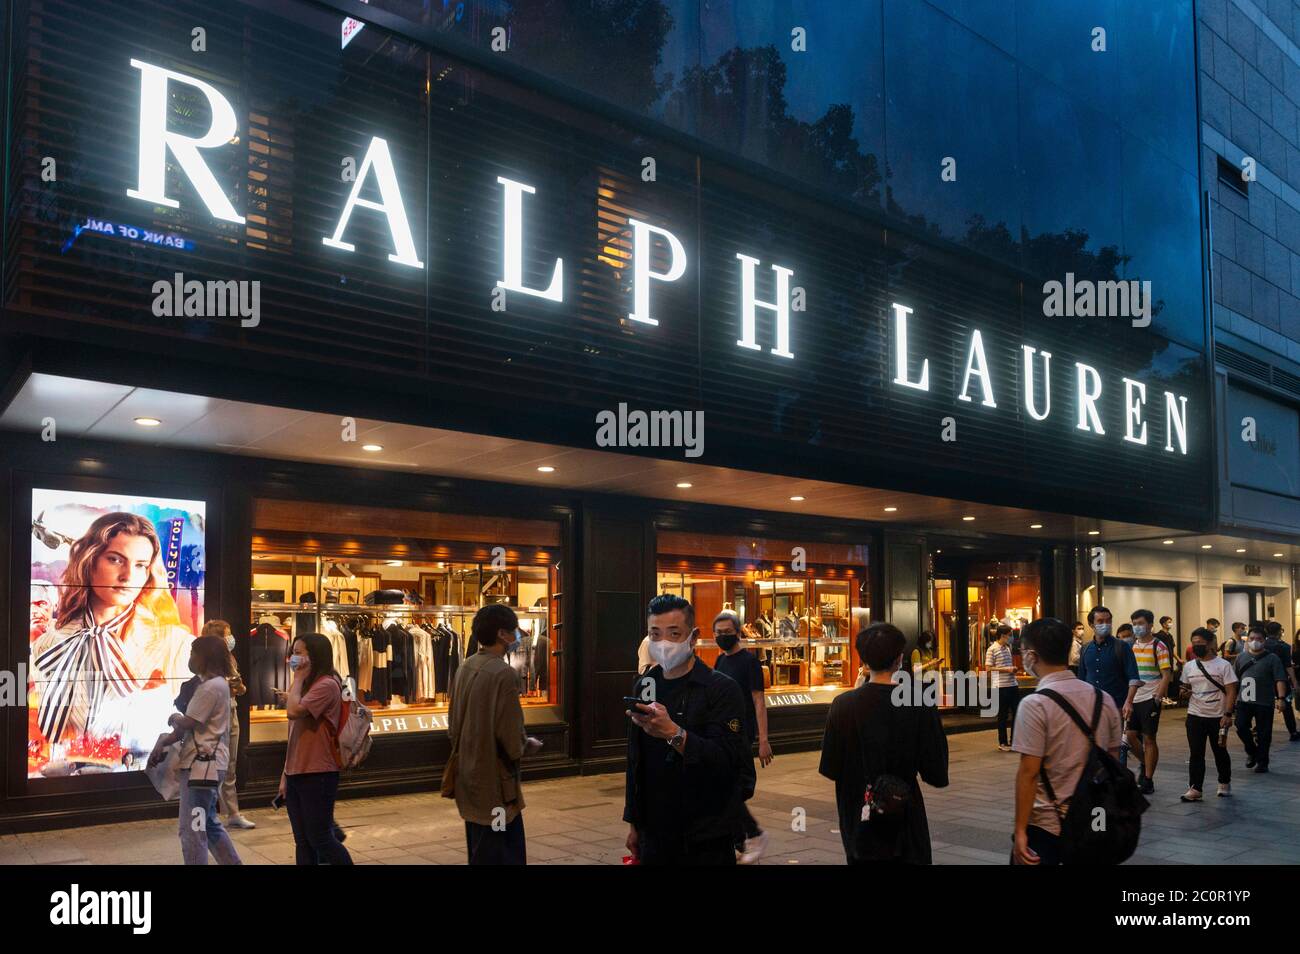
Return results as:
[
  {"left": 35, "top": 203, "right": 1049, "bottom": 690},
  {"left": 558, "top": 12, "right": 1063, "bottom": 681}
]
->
[
  {"left": 270, "top": 792, "right": 284, "bottom": 811},
  {"left": 623, "top": 696, "right": 649, "bottom": 710}
]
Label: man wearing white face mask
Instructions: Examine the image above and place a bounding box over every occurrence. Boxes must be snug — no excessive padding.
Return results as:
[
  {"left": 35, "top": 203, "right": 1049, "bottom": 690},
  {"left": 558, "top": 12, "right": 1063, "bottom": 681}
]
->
[
  {"left": 624, "top": 594, "right": 752, "bottom": 865},
  {"left": 447, "top": 604, "right": 543, "bottom": 865}
]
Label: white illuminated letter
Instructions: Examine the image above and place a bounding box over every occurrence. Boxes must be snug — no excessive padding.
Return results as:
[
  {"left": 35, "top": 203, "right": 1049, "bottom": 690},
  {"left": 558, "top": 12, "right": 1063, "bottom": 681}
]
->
[
  {"left": 126, "top": 59, "right": 244, "bottom": 223},
  {"left": 1123, "top": 378, "right": 1147, "bottom": 445},
  {"left": 735, "top": 254, "right": 794, "bottom": 358},
  {"left": 891, "top": 303, "right": 928, "bottom": 391},
  {"left": 628, "top": 219, "right": 686, "bottom": 326},
  {"left": 1022, "top": 345, "right": 1052, "bottom": 421},
  {"left": 322, "top": 137, "right": 423, "bottom": 268},
  {"left": 1164, "top": 392, "right": 1189, "bottom": 454},
  {"left": 1075, "top": 363, "right": 1105, "bottom": 435},
  {"left": 957, "top": 329, "right": 997, "bottom": 408},
  {"left": 496, "top": 176, "right": 563, "bottom": 301}
]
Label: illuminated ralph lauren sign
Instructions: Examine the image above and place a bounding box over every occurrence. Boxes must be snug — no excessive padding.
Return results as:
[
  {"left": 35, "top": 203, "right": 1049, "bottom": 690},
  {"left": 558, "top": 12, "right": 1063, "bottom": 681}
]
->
[{"left": 123, "top": 58, "right": 1192, "bottom": 457}]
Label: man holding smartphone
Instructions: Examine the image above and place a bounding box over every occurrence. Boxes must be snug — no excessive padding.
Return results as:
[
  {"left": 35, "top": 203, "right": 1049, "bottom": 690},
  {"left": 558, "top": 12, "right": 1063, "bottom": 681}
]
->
[{"left": 624, "top": 594, "right": 753, "bottom": 865}]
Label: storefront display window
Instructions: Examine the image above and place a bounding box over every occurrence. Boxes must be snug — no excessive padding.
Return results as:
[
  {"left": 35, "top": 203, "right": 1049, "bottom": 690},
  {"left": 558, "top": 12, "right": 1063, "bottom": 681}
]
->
[
  {"left": 249, "top": 499, "right": 562, "bottom": 740},
  {"left": 656, "top": 531, "right": 871, "bottom": 701}
]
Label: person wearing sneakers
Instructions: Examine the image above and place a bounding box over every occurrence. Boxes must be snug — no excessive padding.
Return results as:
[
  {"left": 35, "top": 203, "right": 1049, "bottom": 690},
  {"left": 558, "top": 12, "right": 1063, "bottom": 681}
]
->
[
  {"left": 206, "top": 620, "right": 256, "bottom": 831},
  {"left": 985, "top": 625, "right": 1018, "bottom": 752},
  {"left": 1233, "top": 623, "right": 1288, "bottom": 774},
  {"left": 711, "top": 609, "right": 772, "bottom": 864},
  {"left": 1126, "top": 610, "right": 1170, "bottom": 795},
  {"left": 1179, "top": 628, "right": 1238, "bottom": 803}
]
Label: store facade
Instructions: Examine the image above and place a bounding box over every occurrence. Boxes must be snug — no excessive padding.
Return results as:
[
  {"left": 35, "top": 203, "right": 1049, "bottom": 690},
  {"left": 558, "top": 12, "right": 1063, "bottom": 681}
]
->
[{"left": 0, "top": 0, "right": 1216, "bottom": 829}]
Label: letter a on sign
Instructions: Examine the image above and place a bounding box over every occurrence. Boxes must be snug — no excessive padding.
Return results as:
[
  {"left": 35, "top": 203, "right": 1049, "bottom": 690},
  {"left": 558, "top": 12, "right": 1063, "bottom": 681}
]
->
[
  {"left": 127, "top": 60, "right": 244, "bottom": 223},
  {"left": 323, "top": 137, "right": 423, "bottom": 268}
]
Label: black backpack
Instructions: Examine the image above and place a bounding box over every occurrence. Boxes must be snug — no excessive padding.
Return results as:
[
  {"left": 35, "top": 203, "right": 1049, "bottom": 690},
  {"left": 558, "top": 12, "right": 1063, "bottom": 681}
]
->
[{"left": 1036, "top": 687, "right": 1149, "bottom": 865}]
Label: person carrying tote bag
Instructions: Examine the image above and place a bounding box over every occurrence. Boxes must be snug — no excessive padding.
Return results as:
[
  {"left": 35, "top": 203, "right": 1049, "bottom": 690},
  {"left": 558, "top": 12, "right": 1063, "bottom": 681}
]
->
[{"left": 147, "top": 634, "right": 241, "bottom": 865}]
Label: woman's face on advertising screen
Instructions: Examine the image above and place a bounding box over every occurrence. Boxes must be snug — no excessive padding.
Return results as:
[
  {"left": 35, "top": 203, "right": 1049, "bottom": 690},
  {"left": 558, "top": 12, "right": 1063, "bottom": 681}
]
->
[{"left": 89, "top": 532, "right": 155, "bottom": 611}]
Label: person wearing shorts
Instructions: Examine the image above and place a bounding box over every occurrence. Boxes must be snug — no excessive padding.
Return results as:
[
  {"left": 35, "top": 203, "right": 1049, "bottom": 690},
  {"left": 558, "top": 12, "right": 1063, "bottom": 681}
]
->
[{"left": 1126, "top": 609, "right": 1171, "bottom": 796}]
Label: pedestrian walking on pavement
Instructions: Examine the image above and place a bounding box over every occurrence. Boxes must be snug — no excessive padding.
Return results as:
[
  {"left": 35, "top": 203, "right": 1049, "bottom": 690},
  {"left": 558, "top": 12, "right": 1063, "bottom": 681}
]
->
[
  {"left": 1078, "top": 606, "right": 1140, "bottom": 766},
  {"left": 1221, "top": 622, "right": 1245, "bottom": 663},
  {"left": 1234, "top": 624, "right": 1289, "bottom": 774},
  {"left": 200, "top": 619, "right": 256, "bottom": 830},
  {"left": 819, "top": 622, "right": 949, "bottom": 865},
  {"left": 1179, "top": 628, "right": 1238, "bottom": 802},
  {"left": 1266, "top": 623, "right": 1299, "bottom": 741},
  {"left": 986, "top": 625, "right": 1018, "bottom": 751},
  {"left": 624, "top": 594, "right": 752, "bottom": 866},
  {"left": 1126, "top": 609, "right": 1171, "bottom": 795},
  {"left": 447, "top": 604, "right": 543, "bottom": 865},
  {"left": 1068, "top": 621, "right": 1085, "bottom": 677},
  {"left": 148, "top": 634, "right": 242, "bottom": 865},
  {"left": 278, "top": 634, "right": 353, "bottom": 865},
  {"left": 1011, "top": 618, "right": 1122, "bottom": 865},
  {"left": 711, "top": 609, "right": 771, "bottom": 864}
]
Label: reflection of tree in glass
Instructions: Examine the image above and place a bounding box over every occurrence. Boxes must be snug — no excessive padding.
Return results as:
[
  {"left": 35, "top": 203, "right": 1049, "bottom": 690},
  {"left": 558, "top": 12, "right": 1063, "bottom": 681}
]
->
[
  {"left": 506, "top": 0, "right": 675, "bottom": 114},
  {"left": 664, "top": 45, "right": 882, "bottom": 206}
]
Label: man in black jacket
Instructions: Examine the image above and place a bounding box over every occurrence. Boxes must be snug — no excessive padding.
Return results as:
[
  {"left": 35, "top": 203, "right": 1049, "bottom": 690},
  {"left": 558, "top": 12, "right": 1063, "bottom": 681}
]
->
[{"left": 624, "top": 593, "right": 753, "bottom": 865}]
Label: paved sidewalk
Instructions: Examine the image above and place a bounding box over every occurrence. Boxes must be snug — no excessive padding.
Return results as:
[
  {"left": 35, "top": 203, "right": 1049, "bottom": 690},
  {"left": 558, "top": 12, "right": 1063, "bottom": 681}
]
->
[{"left": 3, "top": 707, "right": 1298, "bottom": 864}]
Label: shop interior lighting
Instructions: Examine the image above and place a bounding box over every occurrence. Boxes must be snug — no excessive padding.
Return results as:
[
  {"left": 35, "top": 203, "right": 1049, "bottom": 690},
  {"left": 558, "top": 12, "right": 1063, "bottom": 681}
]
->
[
  {"left": 789, "top": 495, "right": 805, "bottom": 501},
  {"left": 961, "top": 515, "right": 975, "bottom": 521},
  {"left": 1162, "top": 540, "right": 1174, "bottom": 545},
  {"left": 1030, "top": 523, "right": 1043, "bottom": 529},
  {"left": 676, "top": 482, "right": 692, "bottom": 488},
  {"left": 361, "top": 443, "right": 383, "bottom": 452},
  {"left": 133, "top": 416, "right": 162, "bottom": 427},
  {"left": 537, "top": 465, "right": 555, "bottom": 473},
  {"left": 1201, "top": 544, "right": 1212, "bottom": 549},
  {"left": 884, "top": 506, "right": 897, "bottom": 512}
]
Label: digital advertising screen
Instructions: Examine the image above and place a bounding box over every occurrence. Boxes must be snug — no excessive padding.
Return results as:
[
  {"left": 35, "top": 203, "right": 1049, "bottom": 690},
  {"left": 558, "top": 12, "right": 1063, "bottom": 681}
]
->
[{"left": 28, "top": 488, "right": 206, "bottom": 779}]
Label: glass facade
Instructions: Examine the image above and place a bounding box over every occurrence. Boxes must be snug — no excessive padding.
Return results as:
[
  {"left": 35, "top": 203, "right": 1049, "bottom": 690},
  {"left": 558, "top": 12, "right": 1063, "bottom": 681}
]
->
[{"left": 370, "top": 0, "right": 1203, "bottom": 349}]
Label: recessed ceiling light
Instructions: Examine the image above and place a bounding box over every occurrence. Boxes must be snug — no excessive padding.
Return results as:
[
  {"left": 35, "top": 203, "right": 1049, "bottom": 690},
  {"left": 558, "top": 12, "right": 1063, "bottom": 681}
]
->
[
  {"left": 133, "top": 417, "right": 161, "bottom": 427},
  {"left": 361, "top": 443, "right": 383, "bottom": 452},
  {"left": 536, "top": 465, "right": 555, "bottom": 473},
  {"left": 1162, "top": 540, "right": 1174, "bottom": 545},
  {"left": 884, "top": 506, "right": 898, "bottom": 513},
  {"left": 789, "top": 496, "right": 805, "bottom": 502},
  {"left": 386, "top": 560, "right": 403, "bottom": 566},
  {"left": 1274, "top": 553, "right": 1285, "bottom": 558},
  {"left": 935, "top": 549, "right": 942, "bottom": 554},
  {"left": 1088, "top": 530, "right": 1100, "bottom": 536},
  {"left": 1030, "top": 524, "right": 1043, "bottom": 529},
  {"left": 962, "top": 516, "right": 975, "bottom": 521},
  {"left": 1236, "top": 548, "right": 1246, "bottom": 554},
  {"left": 1201, "top": 544, "right": 1212, "bottom": 549},
  {"left": 676, "top": 482, "right": 692, "bottom": 489}
]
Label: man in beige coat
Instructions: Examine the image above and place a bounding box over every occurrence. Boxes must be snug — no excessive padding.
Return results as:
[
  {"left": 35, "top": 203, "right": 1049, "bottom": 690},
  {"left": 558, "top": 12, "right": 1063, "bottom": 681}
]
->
[{"left": 447, "top": 603, "right": 542, "bottom": 864}]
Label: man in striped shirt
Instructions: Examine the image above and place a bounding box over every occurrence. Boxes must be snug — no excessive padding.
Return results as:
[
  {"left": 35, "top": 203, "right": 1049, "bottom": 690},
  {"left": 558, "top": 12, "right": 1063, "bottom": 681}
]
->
[
  {"left": 986, "top": 625, "right": 1019, "bottom": 752},
  {"left": 1126, "top": 609, "right": 1171, "bottom": 795}
]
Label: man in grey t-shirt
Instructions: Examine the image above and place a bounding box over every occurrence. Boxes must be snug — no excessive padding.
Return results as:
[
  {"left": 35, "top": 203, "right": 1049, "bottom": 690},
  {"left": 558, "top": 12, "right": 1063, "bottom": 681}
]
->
[
  {"left": 1012, "top": 618, "right": 1121, "bottom": 866},
  {"left": 1233, "top": 624, "right": 1289, "bottom": 773}
]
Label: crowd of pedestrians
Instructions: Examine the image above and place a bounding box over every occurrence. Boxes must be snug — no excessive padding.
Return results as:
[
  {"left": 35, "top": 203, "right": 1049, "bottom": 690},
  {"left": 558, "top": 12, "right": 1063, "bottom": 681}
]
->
[{"left": 150, "top": 595, "right": 1299, "bottom": 867}]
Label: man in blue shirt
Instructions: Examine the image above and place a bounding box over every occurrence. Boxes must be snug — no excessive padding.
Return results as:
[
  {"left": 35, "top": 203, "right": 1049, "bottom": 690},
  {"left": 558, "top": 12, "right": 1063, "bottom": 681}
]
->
[{"left": 1079, "top": 605, "right": 1140, "bottom": 726}]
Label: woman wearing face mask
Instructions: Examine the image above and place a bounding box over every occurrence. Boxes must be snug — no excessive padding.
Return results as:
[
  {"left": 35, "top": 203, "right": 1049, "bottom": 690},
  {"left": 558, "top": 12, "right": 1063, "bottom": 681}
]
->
[
  {"left": 147, "top": 635, "right": 241, "bottom": 865},
  {"left": 910, "top": 631, "right": 943, "bottom": 676},
  {"left": 277, "top": 634, "right": 352, "bottom": 864},
  {"left": 200, "top": 620, "right": 254, "bottom": 830}
]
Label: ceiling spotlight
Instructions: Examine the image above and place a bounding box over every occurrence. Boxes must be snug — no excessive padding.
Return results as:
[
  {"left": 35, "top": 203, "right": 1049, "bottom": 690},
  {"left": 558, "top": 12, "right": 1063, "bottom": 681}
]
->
[
  {"left": 884, "top": 506, "right": 898, "bottom": 513},
  {"left": 962, "top": 516, "right": 975, "bottom": 522},
  {"left": 133, "top": 417, "right": 162, "bottom": 427},
  {"left": 676, "top": 482, "right": 692, "bottom": 488},
  {"left": 1162, "top": 540, "right": 1174, "bottom": 545},
  {"left": 536, "top": 465, "right": 555, "bottom": 473},
  {"left": 1274, "top": 553, "right": 1285, "bottom": 558},
  {"left": 361, "top": 444, "right": 383, "bottom": 452},
  {"left": 386, "top": 560, "right": 403, "bottom": 566},
  {"left": 790, "top": 496, "right": 805, "bottom": 502},
  {"left": 1235, "top": 548, "right": 1246, "bottom": 554},
  {"left": 1200, "top": 544, "right": 1212, "bottom": 550},
  {"left": 1087, "top": 530, "right": 1100, "bottom": 536},
  {"left": 1030, "top": 524, "right": 1043, "bottom": 529}
]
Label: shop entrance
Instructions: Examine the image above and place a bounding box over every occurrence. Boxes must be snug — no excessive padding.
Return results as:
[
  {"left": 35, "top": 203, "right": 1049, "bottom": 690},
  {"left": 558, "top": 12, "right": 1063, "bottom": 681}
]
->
[
  {"left": 1223, "top": 586, "right": 1266, "bottom": 628},
  {"left": 929, "top": 548, "right": 1043, "bottom": 678}
]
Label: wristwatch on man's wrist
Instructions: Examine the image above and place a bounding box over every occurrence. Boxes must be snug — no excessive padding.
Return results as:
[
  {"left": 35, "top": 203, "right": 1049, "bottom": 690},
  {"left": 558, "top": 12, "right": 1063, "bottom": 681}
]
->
[{"left": 667, "top": 726, "right": 686, "bottom": 750}]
